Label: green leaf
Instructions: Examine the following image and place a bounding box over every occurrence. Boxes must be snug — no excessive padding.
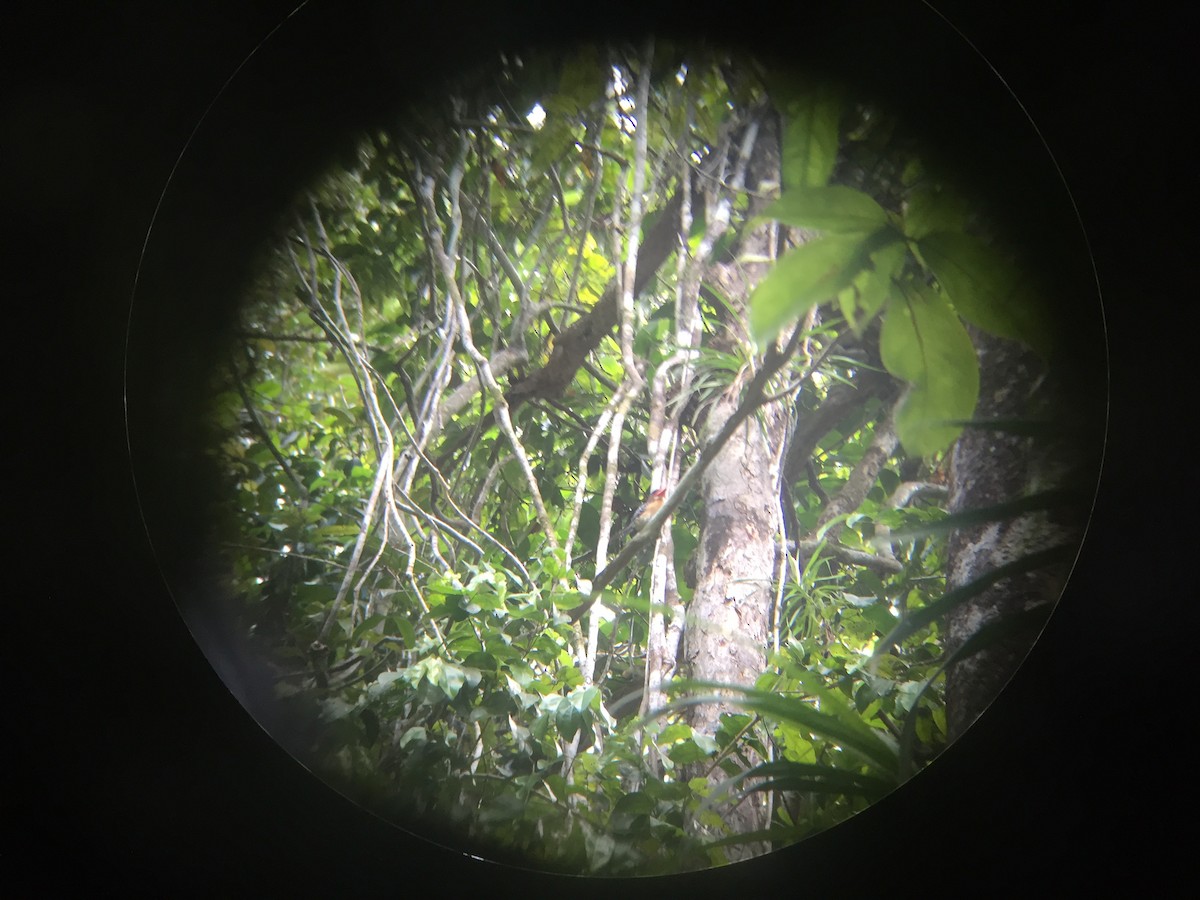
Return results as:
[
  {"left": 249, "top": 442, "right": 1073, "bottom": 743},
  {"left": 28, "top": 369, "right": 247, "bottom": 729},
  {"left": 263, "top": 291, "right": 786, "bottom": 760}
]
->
[
  {"left": 350, "top": 612, "right": 387, "bottom": 641},
  {"left": 294, "top": 583, "right": 336, "bottom": 607},
  {"left": 664, "top": 680, "right": 899, "bottom": 778},
  {"left": 367, "top": 669, "right": 405, "bottom": 698},
  {"left": 556, "top": 698, "right": 583, "bottom": 740},
  {"left": 398, "top": 725, "right": 427, "bottom": 748},
  {"left": 312, "top": 524, "right": 363, "bottom": 541},
  {"left": 840, "top": 238, "right": 907, "bottom": 333},
  {"left": 918, "top": 231, "right": 1050, "bottom": 356},
  {"left": 761, "top": 186, "right": 889, "bottom": 234},
  {"left": 388, "top": 614, "right": 416, "bottom": 649},
  {"left": 462, "top": 651, "right": 499, "bottom": 672},
  {"left": 750, "top": 233, "right": 875, "bottom": 343},
  {"left": 612, "top": 790, "right": 655, "bottom": 816},
  {"left": 736, "top": 760, "right": 894, "bottom": 802},
  {"left": 530, "top": 117, "right": 573, "bottom": 173},
  {"left": 880, "top": 285, "right": 979, "bottom": 455},
  {"left": 902, "top": 186, "right": 970, "bottom": 241},
  {"left": 323, "top": 406, "right": 358, "bottom": 428},
  {"left": 438, "top": 661, "right": 482, "bottom": 699},
  {"left": 658, "top": 722, "right": 693, "bottom": 744},
  {"left": 578, "top": 685, "right": 600, "bottom": 711},
  {"left": 777, "top": 86, "right": 841, "bottom": 189},
  {"left": 666, "top": 737, "right": 717, "bottom": 765},
  {"left": 859, "top": 601, "right": 899, "bottom": 635}
]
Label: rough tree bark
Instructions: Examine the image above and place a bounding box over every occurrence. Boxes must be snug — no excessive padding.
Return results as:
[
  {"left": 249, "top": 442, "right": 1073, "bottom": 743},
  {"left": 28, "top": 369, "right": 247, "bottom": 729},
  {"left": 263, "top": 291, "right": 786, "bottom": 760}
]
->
[
  {"left": 680, "top": 112, "right": 787, "bottom": 856},
  {"left": 943, "top": 329, "right": 1082, "bottom": 741}
]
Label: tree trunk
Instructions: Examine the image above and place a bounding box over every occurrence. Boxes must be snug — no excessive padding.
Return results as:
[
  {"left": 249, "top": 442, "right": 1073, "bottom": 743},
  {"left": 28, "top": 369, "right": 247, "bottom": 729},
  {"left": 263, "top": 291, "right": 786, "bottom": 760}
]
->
[
  {"left": 680, "top": 112, "right": 787, "bottom": 858},
  {"left": 683, "top": 384, "right": 788, "bottom": 848},
  {"left": 943, "top": 329, "right": 1081, "bottom": 741}
]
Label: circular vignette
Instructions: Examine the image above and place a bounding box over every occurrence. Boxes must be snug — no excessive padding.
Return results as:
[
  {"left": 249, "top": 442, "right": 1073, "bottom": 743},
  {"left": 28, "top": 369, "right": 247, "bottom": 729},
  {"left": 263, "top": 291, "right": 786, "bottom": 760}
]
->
[{"left": 124, "top": 1, "right": 1106, "bottom": 879}]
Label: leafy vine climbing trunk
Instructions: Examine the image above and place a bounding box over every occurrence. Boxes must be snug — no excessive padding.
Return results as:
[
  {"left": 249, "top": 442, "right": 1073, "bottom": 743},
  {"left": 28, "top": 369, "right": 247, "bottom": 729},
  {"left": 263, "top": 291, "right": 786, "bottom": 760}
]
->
[{"left": 680, "top": 112, "right": 791, "bottom": 853}]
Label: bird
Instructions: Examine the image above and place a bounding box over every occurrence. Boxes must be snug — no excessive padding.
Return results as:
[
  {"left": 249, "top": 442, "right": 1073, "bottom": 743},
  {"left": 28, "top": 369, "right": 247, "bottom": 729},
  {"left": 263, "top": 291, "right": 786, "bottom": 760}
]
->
[
  {"left": 565, "top": 488, "right": 668, "bottom": 624},
  {"left": 616, "top": 488, "right": 667, "bottom": 543}
]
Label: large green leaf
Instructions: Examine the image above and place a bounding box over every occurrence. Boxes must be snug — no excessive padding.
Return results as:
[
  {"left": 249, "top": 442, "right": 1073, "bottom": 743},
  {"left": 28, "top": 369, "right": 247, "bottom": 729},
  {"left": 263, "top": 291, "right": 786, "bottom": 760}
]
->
[
  {"left": 762, "top": 186, "right": 890, "bottom": 234},
  {"left": 902, "top": 186, "right": 970, "bottom": 241},
  {"left": 840, "top": 237, "right": 907, "bottom": 333},
  {"left": 663, "top": 680, "right": 900, "bottom": 778},
  {"left": 556, "top": 697, "right": 583, "bottom": 741},
  {"left": 750, "top": 232, "right": 876, "bottom": 343},
  {"left": 777, "top": 86, "right": 841, "bottom": 190},
  {"left": 918, "top": 231, "right": 1050, "bottom": 356},
  {"left": 880, "top": 284, "right": 980, "bottom": 455},
  {"left": 735, "top": 760, "right": 895, "bottom": 802}
]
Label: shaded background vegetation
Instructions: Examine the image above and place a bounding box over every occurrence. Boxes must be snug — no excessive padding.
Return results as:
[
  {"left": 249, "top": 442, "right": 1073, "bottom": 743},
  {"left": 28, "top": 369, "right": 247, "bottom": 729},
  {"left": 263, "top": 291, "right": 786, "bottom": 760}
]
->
[{"left": 169, "top": 23, "right": 1105, "bottom": 875}]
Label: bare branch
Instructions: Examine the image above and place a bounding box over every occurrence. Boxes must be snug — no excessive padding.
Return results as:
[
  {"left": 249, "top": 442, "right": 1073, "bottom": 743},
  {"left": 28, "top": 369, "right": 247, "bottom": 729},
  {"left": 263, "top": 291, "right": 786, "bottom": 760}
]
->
[
  {"left": 419, "top": 168, "right": 560, "bottom": 552},
  {"left": 793, "top": 539, "right": 904, "bottom": 576},
  {"left": 809, "top": 399, "right": 900, "bottom": 542}
]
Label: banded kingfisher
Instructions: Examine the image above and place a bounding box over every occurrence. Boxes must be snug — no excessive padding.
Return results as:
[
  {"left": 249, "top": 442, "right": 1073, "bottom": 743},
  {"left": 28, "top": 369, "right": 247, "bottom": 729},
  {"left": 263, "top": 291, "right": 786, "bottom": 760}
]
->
[{"left": 616, "top": 488, "right": 667, "bottom": 542}]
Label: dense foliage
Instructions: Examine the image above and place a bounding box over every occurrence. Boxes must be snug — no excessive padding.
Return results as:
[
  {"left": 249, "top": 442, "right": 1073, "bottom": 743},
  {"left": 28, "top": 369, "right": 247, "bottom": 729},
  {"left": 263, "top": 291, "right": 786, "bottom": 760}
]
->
[{"left": 208, "top": 44, "right": 1067, "bottom": 873}]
